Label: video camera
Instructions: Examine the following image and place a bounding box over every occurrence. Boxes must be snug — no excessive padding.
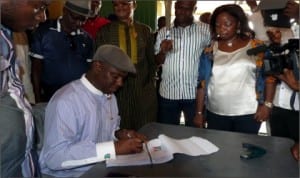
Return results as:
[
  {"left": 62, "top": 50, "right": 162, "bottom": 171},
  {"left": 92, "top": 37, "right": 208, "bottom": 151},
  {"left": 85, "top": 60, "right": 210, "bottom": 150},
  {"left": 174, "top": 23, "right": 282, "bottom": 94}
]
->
[{"left": 247, "top": 39, "right": 299, "bottom": 75}]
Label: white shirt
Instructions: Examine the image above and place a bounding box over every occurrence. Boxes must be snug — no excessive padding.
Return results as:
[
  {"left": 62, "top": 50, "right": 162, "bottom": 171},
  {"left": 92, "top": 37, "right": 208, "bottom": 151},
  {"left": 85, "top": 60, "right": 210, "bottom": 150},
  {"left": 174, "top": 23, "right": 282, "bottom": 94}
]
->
[
  {"left": 273, "top": 82, "right": 299, "bottom": 110},
  {"left": 207, "top": 42, "right": 258, "bottom": 116}
]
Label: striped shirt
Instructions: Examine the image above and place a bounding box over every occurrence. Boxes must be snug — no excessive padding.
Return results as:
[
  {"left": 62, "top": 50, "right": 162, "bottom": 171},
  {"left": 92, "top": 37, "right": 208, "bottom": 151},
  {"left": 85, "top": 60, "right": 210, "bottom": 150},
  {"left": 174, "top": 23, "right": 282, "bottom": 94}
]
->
[
  {"left": 154, "top": 22, "right": 210, "bottom": 100},
  {"left": 0, "top": 25, "right": 35, "bottom": 177}
]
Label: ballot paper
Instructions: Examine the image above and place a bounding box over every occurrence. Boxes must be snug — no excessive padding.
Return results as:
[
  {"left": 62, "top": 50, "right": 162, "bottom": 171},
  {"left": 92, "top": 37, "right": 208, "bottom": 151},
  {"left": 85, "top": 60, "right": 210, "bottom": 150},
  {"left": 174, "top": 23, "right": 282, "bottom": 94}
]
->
[{"left": 106, "top": 134, "right": 219, "bottom": 167}]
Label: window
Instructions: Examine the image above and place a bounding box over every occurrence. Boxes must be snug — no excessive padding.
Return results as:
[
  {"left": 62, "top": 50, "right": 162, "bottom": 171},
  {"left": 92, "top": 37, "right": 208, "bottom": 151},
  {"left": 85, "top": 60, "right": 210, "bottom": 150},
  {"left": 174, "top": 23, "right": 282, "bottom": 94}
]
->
[{"left": 156, "top": 1, "right": 252, "bottom": 27}]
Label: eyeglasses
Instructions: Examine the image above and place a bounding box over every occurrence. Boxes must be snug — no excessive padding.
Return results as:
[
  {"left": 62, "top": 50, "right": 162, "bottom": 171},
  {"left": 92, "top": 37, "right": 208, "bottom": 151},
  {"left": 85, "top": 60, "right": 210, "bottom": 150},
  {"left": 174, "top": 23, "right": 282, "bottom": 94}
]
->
[
  {"left": 33, "top": 5, "right": 47, "bottom": 15},
  {"left": 68, "top": 11, "right": 87, "bottom": 24}
]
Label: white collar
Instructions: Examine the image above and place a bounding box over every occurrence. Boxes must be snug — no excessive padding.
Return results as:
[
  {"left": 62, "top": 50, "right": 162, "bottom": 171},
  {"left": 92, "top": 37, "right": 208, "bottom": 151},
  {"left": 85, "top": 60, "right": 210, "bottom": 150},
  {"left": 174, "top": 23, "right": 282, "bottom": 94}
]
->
[{"left": 80, "top": 74, "right": 111, "bottom": 98}]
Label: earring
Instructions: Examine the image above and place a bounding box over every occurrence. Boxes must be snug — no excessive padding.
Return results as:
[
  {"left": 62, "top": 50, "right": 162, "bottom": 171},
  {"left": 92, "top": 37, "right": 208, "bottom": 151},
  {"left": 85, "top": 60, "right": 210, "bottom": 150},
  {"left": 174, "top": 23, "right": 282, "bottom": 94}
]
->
[{"left": 237, "top": 29, "right": 241, "bottom": 34}]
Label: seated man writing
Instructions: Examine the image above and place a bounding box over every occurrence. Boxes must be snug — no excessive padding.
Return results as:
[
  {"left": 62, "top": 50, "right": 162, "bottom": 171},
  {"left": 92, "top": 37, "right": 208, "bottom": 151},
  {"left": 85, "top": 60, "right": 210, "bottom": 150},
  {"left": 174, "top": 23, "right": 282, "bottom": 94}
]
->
[{"left": 39, "top": 45, "right": 146, "bottom": 177}]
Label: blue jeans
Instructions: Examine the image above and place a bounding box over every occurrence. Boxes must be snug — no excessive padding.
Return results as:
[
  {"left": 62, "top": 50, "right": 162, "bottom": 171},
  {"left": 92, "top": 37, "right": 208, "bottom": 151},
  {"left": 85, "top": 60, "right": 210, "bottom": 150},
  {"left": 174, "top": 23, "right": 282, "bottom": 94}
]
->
[
  {"left": 206, "top": 110, "right": 261, "bottom": 134},
  {"left": 158, "top": 95, "right": 196, "bottom": 127}
]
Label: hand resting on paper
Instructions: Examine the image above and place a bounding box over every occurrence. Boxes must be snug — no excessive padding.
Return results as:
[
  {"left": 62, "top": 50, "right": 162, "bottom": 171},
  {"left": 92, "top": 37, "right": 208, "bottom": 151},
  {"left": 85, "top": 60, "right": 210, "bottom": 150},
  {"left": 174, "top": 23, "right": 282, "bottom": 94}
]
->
[
  {"left": 114, "top": 129, "right": 148, "bottom": 155},
  {"left": 115, "top": 129, "right": 147, "bottom": 141}
]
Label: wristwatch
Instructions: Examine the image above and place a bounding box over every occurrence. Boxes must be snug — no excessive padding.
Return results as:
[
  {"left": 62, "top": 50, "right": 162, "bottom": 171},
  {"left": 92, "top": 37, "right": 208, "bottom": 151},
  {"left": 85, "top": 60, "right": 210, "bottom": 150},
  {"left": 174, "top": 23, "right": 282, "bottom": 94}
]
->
[{"left": 264, "top": 101, "right": 273, "bottom": 109}]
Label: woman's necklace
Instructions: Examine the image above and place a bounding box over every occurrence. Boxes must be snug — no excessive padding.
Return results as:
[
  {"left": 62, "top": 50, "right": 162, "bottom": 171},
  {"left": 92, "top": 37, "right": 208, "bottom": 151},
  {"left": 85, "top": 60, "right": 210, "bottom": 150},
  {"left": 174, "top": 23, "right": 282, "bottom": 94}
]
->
[{"left": 226, "top": 36, "right": 237, "bottom": 47}]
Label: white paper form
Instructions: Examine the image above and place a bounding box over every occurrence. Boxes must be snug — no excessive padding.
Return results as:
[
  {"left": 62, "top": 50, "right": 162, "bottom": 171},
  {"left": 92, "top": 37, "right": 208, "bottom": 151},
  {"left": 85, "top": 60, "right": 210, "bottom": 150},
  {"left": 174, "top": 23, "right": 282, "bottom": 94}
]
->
[{"left": 106, "top": 134, "right": 219, "bottom": 167}]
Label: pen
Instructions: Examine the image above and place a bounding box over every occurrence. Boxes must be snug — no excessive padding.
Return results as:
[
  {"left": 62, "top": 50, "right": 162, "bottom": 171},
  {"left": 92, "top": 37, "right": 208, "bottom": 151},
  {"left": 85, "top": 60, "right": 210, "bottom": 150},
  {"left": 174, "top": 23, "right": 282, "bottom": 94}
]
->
[
  {"left": 144, "top": 142, "right": 153, "bottom": 167},
  {"left": 127, "top": 132, "right": 152, "bottom": 165}
]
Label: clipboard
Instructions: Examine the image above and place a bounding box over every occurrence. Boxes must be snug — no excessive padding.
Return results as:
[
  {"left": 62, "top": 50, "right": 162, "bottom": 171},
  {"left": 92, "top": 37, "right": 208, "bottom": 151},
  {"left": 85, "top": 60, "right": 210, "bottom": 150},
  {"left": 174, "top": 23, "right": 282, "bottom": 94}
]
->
[{"left": 259, "top": 0, "right": 291, "bottom": 28}]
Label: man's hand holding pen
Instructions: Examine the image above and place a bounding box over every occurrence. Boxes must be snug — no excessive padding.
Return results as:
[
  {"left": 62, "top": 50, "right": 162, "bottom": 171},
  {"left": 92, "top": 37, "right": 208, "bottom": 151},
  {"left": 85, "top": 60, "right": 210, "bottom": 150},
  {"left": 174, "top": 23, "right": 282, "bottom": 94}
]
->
[{"left": 114, "top": 129, "right": 148, "bottom": 154}]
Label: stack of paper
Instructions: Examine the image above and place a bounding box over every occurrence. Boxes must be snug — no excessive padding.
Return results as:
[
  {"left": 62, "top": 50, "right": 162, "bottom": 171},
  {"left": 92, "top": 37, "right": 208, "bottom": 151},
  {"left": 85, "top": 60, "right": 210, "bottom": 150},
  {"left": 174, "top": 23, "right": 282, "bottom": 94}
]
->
[{"left": 106, "top": 134, "right": 219, "bottom": 167}]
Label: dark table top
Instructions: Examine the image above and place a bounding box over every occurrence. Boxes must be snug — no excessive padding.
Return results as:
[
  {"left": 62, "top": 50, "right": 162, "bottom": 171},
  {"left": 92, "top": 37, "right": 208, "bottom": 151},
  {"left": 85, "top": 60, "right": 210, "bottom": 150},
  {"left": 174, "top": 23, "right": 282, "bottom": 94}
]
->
[{"left": 82, "top": 122, "right": 299, "bottom": 177}]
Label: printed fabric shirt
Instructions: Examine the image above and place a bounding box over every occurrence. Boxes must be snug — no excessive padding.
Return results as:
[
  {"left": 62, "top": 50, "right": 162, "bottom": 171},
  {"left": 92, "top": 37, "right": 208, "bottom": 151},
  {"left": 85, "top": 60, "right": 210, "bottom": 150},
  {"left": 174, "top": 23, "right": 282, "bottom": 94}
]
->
[
  {"left": 0, "top": 25, "right": 35, "bottom": 177},
  {"left": 154, "top": 22, "right": 210, "bottom": 100},
  {"left": 39, "top": 75, "right": 120, "bottom": 177},
  {"left": 197, "top": 39, "right": 272, "bottom": 106}
]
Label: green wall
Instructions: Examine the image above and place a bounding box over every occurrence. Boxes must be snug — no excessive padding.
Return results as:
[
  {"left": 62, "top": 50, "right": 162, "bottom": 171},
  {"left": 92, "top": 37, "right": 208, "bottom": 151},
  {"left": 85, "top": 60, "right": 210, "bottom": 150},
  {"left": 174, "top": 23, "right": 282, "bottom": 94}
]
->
[{"left": 100, "top": 1, "right": 157, "bottom": 31}]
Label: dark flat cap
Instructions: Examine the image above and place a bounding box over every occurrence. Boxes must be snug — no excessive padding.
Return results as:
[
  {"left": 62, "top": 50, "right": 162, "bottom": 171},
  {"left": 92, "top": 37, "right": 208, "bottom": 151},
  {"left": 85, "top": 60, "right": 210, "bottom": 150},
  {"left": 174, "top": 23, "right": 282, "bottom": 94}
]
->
[{"left": 93, "top": 45, "right": 136, "bottom": 74}]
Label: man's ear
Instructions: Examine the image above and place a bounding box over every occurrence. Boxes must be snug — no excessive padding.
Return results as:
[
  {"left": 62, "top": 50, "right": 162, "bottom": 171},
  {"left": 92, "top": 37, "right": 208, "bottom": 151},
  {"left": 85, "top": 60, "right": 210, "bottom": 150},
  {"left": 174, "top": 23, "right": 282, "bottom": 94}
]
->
[{"left": 94, "top": 61, "right": 104, "bottom": 72}]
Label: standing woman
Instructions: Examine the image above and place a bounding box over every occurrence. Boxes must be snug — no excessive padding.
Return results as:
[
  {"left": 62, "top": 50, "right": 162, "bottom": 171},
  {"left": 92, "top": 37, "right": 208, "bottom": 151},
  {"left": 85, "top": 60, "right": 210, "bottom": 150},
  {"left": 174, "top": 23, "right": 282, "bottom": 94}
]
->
[
  {"left": 96, "top": 0, "right": 157, "bottom": 130},
  {"left": 194, "top": 4, "right": 276, "bottom": 134}
]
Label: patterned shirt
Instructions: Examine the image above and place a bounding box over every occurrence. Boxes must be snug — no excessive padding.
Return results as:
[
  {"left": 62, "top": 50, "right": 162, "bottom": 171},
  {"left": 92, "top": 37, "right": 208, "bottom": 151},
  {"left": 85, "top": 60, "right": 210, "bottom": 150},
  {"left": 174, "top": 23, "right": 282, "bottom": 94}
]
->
[
  {"left": 39, "top": 75, "right": 120, "bottom": 177},
  {"left": 96, "top": 20, "right": 157, "bottom": 130},
  {"left": 154, "top": 22, "right": 210, "bottom": 100},
  {"left": 0, "top": 25, "right": 34, "bottom": 177}
]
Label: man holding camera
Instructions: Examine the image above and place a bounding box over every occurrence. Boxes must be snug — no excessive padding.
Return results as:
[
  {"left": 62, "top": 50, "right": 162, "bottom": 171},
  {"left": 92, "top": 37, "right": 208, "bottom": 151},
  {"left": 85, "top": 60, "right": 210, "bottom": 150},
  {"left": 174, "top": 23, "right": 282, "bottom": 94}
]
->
[
  {"left": 272, "top": 66, "right": 299, "bottom": 161},
  {"left": 247, "top": 0, "right": 299, "bottom": 160},
  {"left": 267, "top": 28, "right": 299, "bottom": 161}
]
